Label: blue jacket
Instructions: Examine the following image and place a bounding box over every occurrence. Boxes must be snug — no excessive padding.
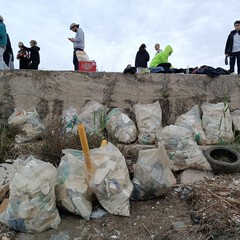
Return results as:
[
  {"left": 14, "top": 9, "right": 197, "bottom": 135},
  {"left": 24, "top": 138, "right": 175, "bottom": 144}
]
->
[{"left": 0, "top": 21, "right": 7, "bottom": 49}]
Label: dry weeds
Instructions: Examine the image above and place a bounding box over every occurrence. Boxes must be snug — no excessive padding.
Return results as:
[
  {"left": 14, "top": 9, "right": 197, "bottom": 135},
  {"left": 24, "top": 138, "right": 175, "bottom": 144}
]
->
[{"left": 190, "top": 173, "right": 240, "bottom": 238}]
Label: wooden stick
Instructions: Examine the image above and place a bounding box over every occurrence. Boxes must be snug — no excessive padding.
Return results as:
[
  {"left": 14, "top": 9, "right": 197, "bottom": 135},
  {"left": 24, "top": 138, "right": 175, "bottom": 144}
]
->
[{"left": 78, "top": 124, "right": 95, "bottom": 179}]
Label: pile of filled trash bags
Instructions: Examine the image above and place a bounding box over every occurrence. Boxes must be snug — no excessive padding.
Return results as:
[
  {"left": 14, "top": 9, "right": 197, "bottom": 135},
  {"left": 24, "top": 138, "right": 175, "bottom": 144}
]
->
[{"left": 1, "top": 99, "right": 239, "bottom": 232}]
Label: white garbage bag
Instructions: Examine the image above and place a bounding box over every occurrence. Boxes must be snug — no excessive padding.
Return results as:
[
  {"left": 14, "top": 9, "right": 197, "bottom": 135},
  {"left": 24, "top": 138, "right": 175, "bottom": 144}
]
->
[
  {"left": 56, "top": 149, "right": 93, "bottom": 220},
  {"left": 90, "top": 142, "right": 133, "bottom": 216},
  {"left": 201, "top": 102, "right": 234, "bottom": 144},
  {"left": 78, "top": 101, "right": 109, "bottom": 135},
  {"left": 106, "top": 108, "right": 137, "bottom": 143},
  {"left": 8, "top": 107, "right": 45, "bottom": 143},
  {"left": 157, "top": 125, "right": 212, "bottom": 171},
  {"left": 175, "top": 105, "right": 207, "bottom": 145},
  {"left": 131, "top": 142, "right": 176, "bottom": 200},
  {"left": 0, "top": 156, "right": 61, "bottom": 232},
  {"left": 231, "top": 109, "right": 240, "bottom": 131},
  {"left": 134, "top": 101, "right": 162, "bottom": 144}
]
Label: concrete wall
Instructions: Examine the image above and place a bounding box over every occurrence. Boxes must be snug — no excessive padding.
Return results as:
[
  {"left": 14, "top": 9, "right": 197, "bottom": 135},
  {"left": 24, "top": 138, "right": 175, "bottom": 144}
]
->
[{"left": 0, "top": 70, "right": 240, "bottom": 126}]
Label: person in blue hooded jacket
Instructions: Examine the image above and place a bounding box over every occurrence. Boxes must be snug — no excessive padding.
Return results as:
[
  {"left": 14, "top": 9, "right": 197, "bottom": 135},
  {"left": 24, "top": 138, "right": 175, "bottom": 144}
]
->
[{"left": 0, "top": 15, "right": 9, "bottom": 70}]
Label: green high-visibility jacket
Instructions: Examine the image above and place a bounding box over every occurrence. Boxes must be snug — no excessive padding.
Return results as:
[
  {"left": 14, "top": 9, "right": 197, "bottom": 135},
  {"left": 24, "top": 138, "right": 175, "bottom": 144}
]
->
[{"left": 149, "top": 45, "right": 173, "bottom": 68}]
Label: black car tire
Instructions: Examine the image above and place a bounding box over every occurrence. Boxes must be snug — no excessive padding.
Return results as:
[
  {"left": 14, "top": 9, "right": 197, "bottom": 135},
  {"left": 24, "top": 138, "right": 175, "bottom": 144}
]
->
[{"left": 204, "top": 146, "right": 240, "bottom": 174}]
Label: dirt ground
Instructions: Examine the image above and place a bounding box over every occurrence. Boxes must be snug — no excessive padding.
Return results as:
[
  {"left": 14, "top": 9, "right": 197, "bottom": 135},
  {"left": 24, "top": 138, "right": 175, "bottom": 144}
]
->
[
  {"left": 0, "top": 190, "right": 199, "bottom": 240},
  {"left": 1, "top": 179, "right": 240, "bottom": 240}
]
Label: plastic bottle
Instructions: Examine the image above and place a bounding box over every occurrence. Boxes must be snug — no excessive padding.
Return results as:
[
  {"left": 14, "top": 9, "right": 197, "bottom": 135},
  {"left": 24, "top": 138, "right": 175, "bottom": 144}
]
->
[{"left": 186, "top": 65, "right": 189, "bottom": 74}]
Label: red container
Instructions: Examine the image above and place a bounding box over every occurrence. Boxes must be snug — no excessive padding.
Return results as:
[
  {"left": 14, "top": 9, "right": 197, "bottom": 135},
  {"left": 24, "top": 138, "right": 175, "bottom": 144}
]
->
[{"left": 78, "top": 61, "right": 97, "bottom": 72}]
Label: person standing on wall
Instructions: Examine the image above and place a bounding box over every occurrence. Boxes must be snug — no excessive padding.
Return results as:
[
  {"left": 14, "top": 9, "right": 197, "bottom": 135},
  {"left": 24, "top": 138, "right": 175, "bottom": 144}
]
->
[
  {"left": 21, "top": 40, "right": 40, "bottom": 69},
  {"left": 17, "top": 41, "right": 29, "bottom": 69},
  {"left": 0, "top": 15, "right": 9, "bottom": 70},
  {"left": 135, "top": 43, "right": 150, "bottom": 73},
  {"left": 3, "top": 34, "right": 14, "bottom": 69},
  {"left": 225, "top": 20, "right": 240, "bottom": 75},
  {"left": 154, "top": 43, "right": 163, "bottom": 55},
  {"left": 68, "top": 23, "right": 85, "bottom": 70}
]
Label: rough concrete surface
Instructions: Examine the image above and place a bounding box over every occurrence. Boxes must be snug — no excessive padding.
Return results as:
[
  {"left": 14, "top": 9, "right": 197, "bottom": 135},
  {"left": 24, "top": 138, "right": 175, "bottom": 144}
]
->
[{"left": 1, "top": 71, "right": 240, "bottom": 126}]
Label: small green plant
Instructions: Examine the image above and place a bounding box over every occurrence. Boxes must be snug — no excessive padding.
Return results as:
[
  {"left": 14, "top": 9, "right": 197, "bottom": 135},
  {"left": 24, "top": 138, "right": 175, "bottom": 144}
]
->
[
  {"left": 218, "top": 95, "right": 231, "bottom": 145},
  {"left": 162, "top": 91, "right": 170, "bottom": 99},
  {"left": 92, "top": 109, "right": 118, "bottom": 145}
]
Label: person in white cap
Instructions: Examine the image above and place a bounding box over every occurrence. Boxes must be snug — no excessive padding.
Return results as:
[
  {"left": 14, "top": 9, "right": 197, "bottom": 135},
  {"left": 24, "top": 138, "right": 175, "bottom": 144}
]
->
[
  {"left": 68, "top": 23, "right": 85, "bottom": 70},
  {"left": 0, "top": 15, "right": 9, "bottom": 70},
  {"left": 154, "top": 43, "right": 163, "bottom": 55}
]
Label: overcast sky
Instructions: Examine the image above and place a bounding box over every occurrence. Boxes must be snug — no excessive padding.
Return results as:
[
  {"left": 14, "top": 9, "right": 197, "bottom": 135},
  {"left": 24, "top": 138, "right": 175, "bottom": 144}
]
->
[{"left": 1, "top": 0, "right": 239, "bottom": 72}]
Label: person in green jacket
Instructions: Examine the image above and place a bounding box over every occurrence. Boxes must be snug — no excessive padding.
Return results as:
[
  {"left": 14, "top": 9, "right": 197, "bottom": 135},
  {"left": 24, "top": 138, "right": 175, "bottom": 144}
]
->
[{"left": 149, "top": 45, "right": 173, "bottom": 68}]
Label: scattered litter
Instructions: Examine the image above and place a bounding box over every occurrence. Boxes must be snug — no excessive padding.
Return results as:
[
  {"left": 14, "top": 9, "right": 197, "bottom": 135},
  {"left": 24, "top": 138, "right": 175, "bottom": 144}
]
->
[
  {"left": 174, "top": 185, "right": 193, "bottom": 200},
  {"left": 172, "top": 221, "right": 188, "bottom": 230},
  {"left": 49, "top": 232, "right": 70, "bottom": 240},
  {"left": 62, "top": 107, "right": 78, "bottom": 133},
  {"left": 91, "top": 207, "right": 108, "bottom": 219}
]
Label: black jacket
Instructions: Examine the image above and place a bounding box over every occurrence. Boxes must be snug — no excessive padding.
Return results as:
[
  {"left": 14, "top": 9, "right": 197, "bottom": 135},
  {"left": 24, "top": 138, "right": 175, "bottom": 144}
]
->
[
  {"left": 225, "top": 30, "right": 240, "bottom": 54},
  {"left": 23, "top": 45, "right": 40, "bottom": 63},
  {"left": 135, "top": 49, "right": 150, "bottom": 68}
]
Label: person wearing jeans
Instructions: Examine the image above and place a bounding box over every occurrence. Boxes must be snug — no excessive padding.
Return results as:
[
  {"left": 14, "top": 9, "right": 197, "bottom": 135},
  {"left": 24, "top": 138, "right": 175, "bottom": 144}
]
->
[
  {"left": 0, "top": 15, "right": 9, "bottom": 70},
  {"left": 225, "top": 20, "right": 240, "bottom": 75},
  {"left": 68, "top": 23, "right": 85, "bottom": 70}
]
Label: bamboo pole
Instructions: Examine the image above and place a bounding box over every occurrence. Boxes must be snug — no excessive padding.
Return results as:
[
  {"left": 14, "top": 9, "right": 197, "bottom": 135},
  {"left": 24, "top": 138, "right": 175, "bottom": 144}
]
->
[{"left": 78, "top": 124, "right": 95, "bottom": 179}]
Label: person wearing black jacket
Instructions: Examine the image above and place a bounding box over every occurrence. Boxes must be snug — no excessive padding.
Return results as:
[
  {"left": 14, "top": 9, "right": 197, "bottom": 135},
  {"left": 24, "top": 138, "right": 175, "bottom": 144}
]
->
[
  {"left": 225, "top": 20, "right": 240, "bottom": 75},
  {"left": 21, "top": 40, "right": 40, "bottom": 69},
  {"left": 135, "top": 44, "right": 150, "bottom": 73},
  {"left": 17, "top": 41, "right": 29, "bottom": 69}
]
